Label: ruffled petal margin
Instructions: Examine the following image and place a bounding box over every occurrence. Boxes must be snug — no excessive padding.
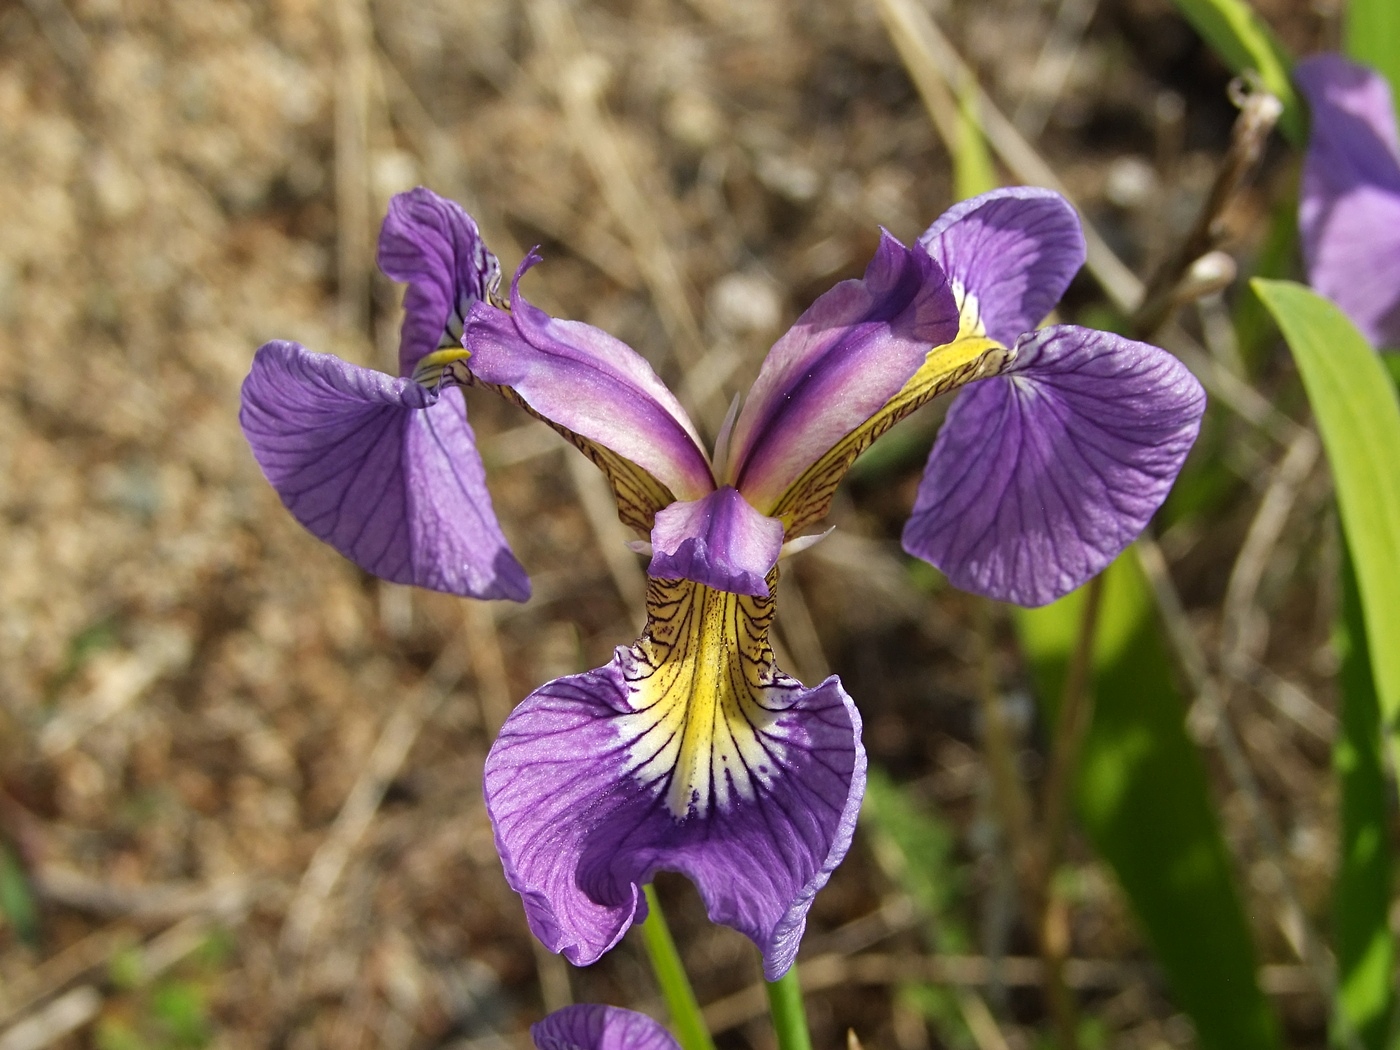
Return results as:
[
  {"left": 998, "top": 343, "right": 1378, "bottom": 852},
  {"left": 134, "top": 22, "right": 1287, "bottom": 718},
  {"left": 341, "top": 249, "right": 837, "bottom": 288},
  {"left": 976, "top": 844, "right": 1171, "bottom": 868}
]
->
[
  {"left": 917, "top": 187, "right": 1086, "bottom": 346},
  {"left": 240, "top": 341, "right": 529, "bottom": 601},
  {"left": 648, "top": 487, "right": 785, "bottom": 597},
  {"left": 902, "top": 325, "right": 1204, "bottom": 606},
  {"left": 377, "top": 187, "right": 502, "bottom": 377},
  {"left": 483, "top": 576, "right": 865, "bottom": 979},
  {"left": 532, "top": 1005, "right": 678, "bottom": 1050},
  {"left": 1295, "top": 55, "right": 1400, "bottom": 350},
  {"left": 726, "top": 231, "right": 960, "bottom": 514}
]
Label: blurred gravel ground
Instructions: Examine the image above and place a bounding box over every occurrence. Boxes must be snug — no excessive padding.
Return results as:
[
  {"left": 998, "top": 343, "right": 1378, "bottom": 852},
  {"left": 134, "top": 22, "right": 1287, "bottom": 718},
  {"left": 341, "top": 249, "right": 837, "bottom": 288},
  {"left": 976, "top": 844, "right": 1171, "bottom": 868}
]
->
[{"left": 0, "top": 0, "right": 1345, "bottom": 1047}]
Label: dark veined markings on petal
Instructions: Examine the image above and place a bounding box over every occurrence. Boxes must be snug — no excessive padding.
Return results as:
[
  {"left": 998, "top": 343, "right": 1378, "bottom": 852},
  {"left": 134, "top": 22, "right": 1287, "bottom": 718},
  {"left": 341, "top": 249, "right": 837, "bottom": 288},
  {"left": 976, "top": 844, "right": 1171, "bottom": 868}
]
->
[
  {"left": 617, "top": 570, "right": 804, "bottom": 818},
  {"left": 454, "top": 364, "right": 677, "bottom": 534},
  {"left": 767, "top": 334, "right": 1009, "bottom": 535}
]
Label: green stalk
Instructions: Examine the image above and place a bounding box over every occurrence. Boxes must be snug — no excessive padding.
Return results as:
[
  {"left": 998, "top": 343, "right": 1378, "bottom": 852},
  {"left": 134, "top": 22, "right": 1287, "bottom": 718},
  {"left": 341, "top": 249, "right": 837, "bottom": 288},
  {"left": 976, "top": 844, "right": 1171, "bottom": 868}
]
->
[
  {"left": 765, "top": 967, "right": 814, "bottom": 1050},
  {"left": 639, "top": 885, "right": 715, "bottom": 1050}
]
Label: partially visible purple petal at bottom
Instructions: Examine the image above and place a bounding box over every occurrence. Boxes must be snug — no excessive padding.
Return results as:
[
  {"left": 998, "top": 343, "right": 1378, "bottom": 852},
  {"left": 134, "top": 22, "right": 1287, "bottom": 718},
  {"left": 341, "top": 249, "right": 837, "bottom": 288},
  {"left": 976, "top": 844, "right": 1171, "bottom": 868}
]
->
[
  {"left": 902, "top": 325, "right": 1204, "bottom": 606},
  {"left": 483, "top": 603, "right": 865, "bottom": 979},
  {"left": 239, "top": 341, "right": 529, "bottom": 601},
  {"left": 532, "top": 1005, "right": 678, "bottom": 1050}
]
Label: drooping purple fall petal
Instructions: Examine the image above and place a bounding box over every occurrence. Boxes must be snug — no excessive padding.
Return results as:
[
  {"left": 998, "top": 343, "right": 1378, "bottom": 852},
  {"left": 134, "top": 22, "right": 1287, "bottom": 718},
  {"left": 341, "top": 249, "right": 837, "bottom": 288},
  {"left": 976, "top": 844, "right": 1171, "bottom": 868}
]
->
[
  {"left": 377, "top": 187, "right": 503, "bottom": 376},
  {"left": 465, "top": 253, "right": 715, "bottom": 503},
  {"left": 483, "top": 578, "right": 865, "bottom": 980},
  {"left": 902, "top": 325, "right": 1205, "bottom": 606},
  {"left": 726, "top": 232, "right": 960, "bottom": 512},
  {"left": 1296, "top": 55, "right": 1400, "bottom": 350},
  {"left": 917, "top": 186, "right": 1086, "bottom": 346},
  {"left": 648, "top": 487, "right": 785, "bottom": 597},
  {"left": 240, "top": 341, "right": 529, "bottom": 600},
  {"left": 532, "top": 1006, "right": 678, "bottom": 1050}
]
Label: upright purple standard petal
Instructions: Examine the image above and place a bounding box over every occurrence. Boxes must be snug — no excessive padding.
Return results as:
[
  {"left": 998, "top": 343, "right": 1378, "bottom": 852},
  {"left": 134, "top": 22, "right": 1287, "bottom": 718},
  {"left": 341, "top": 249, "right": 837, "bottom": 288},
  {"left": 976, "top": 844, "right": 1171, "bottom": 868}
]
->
[
  {"left": 241, "top": 341, "right": 529, "bottom": 600},
  {"left": 1296, "top": 55, "right": 1400, "bottom": 349},
  {"left": 726, "top": 232, "right": 960, "bottom": 513},
  {"left": 377, "top": 187, "right": 503, "bottom": 375},
  {"left": 532, "top": 1006, "right": 678, "bottom": 1050},
  {"left": 902, "top": 326, "right": 1204, "bottom": 606},
  {"left": 484, "top": 576, "right": 865, "bottom": 979},
  {"left": 465, "top": 253, "right": 715, "bottom": 507},
  {"left": 648, "top": 487, "right": 785, "bottom": 597},
  {"left": 917, "top": 187, "right": 1086, "bottom": 346}
]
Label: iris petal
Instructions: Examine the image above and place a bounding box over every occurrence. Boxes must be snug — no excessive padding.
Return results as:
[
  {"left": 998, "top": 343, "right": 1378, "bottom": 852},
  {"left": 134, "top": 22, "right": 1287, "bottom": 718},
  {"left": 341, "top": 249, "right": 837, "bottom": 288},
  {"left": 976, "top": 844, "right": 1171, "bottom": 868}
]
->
[
  {"left": 902, "top": 325, "right": 1204, "bottom": 606},
  {"left": 648, "top": 487, "right": 785, "bottom": 597},
  {"left": 1296, "top": 55, "right": 1400, "bottom": 350},
  {"left": 465, "top": 253, "right": 715, "bottom": 532},
  {"left": 377, "top": 187, "right": 502, "bottom": 376},
  {"left": 917, "top": 187, "right": 1085, "bottom": 346},
  {"left": 532, "top": 1006, "right": 678, "bottom": 1050},
  {"left": 240, "top": 341, "right": 529, "bottom": 600},
  {"left": 483, "top": 574, "right": 865, "bottom": 979},
  {"left": 726, "top": 232, "right": 960, "bottom": 517}
]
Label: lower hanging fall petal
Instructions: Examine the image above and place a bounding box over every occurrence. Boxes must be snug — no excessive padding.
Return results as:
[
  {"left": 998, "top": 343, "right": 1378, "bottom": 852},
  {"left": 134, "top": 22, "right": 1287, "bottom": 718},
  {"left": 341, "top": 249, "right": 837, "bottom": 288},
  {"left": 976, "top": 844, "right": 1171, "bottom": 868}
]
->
[{"left": 483, "top": 573, "right": 865, "bottom": 979}]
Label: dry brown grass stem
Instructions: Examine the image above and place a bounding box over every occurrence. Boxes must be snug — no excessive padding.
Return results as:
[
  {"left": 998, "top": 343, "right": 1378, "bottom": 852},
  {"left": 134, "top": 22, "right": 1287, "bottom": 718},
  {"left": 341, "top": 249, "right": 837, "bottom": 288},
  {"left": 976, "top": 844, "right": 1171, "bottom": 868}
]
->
[
  {"left": 333, "top": 0, "right": 377, "bottom": 338},
  {"left": 527, "top": 0, "right": 711, "bottom": 392},
  {"left": 1221, "top": 429, "right": 1322, "bottom": 675}
]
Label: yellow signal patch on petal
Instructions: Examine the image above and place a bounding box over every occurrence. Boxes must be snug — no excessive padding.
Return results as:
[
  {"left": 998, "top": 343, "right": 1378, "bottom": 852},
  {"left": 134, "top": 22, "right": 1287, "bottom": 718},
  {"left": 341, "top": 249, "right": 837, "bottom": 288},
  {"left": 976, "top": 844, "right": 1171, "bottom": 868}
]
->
[
  {"left": 765, "top": 333, "right": 1010, "bottom": 534},
  {"left": 618, "top": 571, "right": 802, "bottom": 818}
]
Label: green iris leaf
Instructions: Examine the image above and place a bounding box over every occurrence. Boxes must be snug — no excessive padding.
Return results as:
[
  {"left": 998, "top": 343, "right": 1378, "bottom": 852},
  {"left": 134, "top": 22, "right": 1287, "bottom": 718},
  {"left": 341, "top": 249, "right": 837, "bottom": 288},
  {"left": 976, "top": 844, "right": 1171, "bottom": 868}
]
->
[
  {"left": 1253, "top": 280, "right": 1400, "bottom": 755},
  {"left": 1015, "top": 555, "right": 1280, "bottom": 1050}
]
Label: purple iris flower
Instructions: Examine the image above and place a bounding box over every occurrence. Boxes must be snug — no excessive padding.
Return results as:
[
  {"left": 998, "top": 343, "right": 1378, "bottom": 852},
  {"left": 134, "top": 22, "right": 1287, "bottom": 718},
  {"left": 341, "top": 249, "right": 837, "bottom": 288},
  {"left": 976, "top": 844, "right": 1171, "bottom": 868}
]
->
[
  {"left": 531, "top": 1005, "right": 677, "bottom": 1050},
  {"left": 239, "top": 185, "right": 1204, "bottom": 980},
  {"left": 1296, "top": 54, "right": 1400, "bottom": 350}
]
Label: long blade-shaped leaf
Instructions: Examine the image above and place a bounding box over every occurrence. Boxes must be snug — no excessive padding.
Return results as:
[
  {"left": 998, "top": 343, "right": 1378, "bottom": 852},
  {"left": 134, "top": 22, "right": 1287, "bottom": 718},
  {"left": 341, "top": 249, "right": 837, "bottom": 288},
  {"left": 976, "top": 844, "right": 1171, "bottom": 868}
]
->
[
  {"left": 1252, "top": 280, "right": 1400, "bottom": 743},
  {"left": 1333, "top": 546, "right": 1393, "bottom": 1050},
  {"left": 1345, "top": 0, "right": 1400, "bottom": 110},
  {"left": 1015, "top": 555, "right": 1280, "bottom": 1050},
  {"left": 1167, "top": 0, "right": 1302, "bottom": 142}
]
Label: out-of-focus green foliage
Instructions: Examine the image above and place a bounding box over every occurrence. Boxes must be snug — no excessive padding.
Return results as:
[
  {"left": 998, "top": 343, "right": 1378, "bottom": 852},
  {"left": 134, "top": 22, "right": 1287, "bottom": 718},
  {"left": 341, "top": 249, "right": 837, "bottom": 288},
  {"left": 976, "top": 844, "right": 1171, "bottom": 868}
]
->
[
  {"left": 953, "top": 75, "right": 997, "bottom": 203},
  {"left": 863, "top": 768, "right": 974, "bottom": 1048},
  {"left": 1254, "top": 280, "right": 1400, "bottom": 753},
  {"left": 1234, "top": 192, "right": 1298, "bottom": 372},
  {"left": 1015, "top": 555, "right": 1281, "bottom": 1050},
  {"left": 1333, "top": 549, "right": 1393, "bottom": 1050},
  {"left": 1167, "top": 0, "right": 1302, "bottom": 142},
  {"left": 1345, "top": 0, "right": 1400, "bottom": 109},
  {"left": 0, "top": 841, "right": 39, "bottom": 946}
]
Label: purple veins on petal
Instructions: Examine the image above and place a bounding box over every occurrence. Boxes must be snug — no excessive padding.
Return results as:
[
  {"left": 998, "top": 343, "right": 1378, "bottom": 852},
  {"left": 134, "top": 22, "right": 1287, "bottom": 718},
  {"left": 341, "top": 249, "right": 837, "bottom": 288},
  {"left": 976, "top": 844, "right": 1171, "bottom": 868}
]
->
[
  {"left": 240, "top": 341, "right": 529, "bottom": 601},
  {"left": 902, "top": 325, "right": 1205, "bottom": 606},
  {"left": 648, "top": 487, "right": 785, "bottom": 597},
  {"left": 377, "top": 186, "right": 503, "bottom": 376},
  {"left": 465, "top": 252, "right": 715, "bottom": 502},
  {"left": 483, "top": 577, "right": 865, "bottom": 979},
  {"left": 726, "top": 230, "right": 960, "bottom": 511},
  {"left": 532, "top": 1005, "right": 679, "bottom": 1050},
  {"left": 917, "top": 186, "right": 1086, "bottom": 346},
  {"left": 1296, "top": 55, "right": 1400, "bottom": 350}
]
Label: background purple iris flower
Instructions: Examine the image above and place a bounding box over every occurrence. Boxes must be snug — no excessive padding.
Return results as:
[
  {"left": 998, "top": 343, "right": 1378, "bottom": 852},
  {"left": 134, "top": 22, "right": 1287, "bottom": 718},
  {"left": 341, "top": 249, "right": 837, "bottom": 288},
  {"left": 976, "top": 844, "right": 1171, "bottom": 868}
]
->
[
  {"left": 1296, "top": 54, "right": 1400, "bottom": 351},
  {"left": 238, "top": 185, "right": 1203, "bottom": 981},
  {"left": 531, "top": 1005, "right": 678, "bottom": 1050}
]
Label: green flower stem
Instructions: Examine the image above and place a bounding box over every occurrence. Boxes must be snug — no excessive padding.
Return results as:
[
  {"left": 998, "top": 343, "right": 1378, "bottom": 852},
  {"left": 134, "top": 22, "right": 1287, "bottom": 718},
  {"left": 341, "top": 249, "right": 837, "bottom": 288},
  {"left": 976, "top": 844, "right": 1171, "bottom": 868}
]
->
[
  {"left": 765, "top": 967, "right": 814, "bottom": 1050},
  {"left": 640, "top": 885, "right": 715, "bottom": 1050}
]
